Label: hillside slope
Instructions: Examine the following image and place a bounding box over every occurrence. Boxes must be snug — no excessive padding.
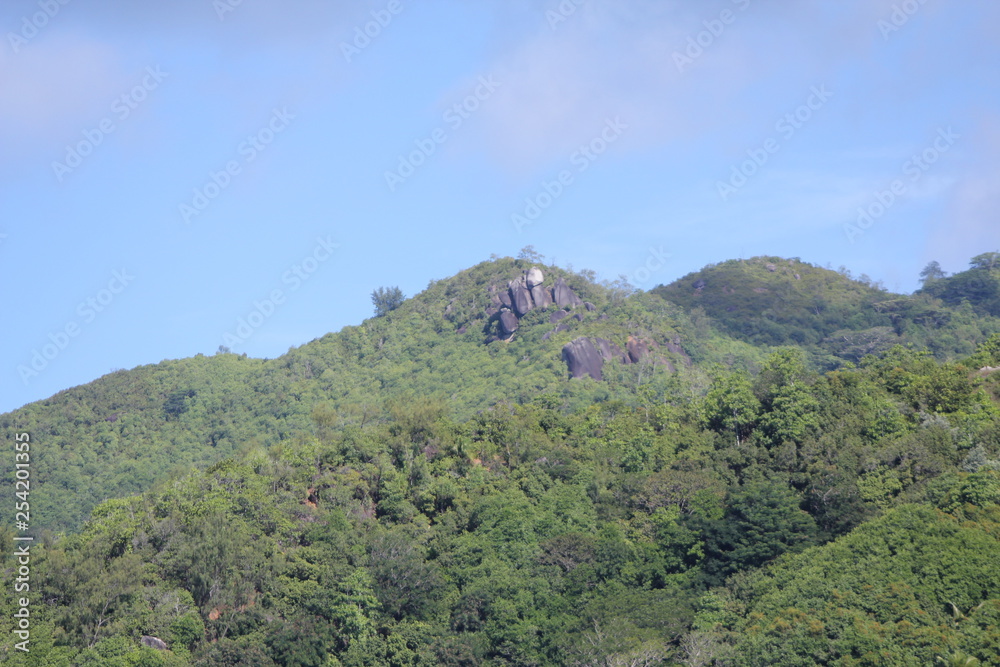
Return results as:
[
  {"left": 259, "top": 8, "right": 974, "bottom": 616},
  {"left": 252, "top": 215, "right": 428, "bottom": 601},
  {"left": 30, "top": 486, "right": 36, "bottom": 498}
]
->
[
  {"left": 2, "top": 257, "right": 766, "bottom": 533},
  {"left": 652, "top": 256, "right": 1000, "bottom": 363}
]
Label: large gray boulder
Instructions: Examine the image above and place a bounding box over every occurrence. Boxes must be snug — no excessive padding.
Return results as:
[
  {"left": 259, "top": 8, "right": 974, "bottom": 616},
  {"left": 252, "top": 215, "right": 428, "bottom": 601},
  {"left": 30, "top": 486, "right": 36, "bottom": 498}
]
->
[
  {"left": 562, "top": 337, "right": 604, "bottom": 380},
  {"left": 548, "top": 310, "right": 569, "bottom": 324},
  {"left": 552, "top": 277, "right": 583, "bottom": 308},
  {"left": 530, "top": 284, "right": 552, "bottom": 309},
  {"left": 509, "top": 282, "right": 534, "bottom": 317},
  {"left": 499, "top": 311, "right": 519, "bottom": 336},
  {"left": 594, "top": 338, "right": 628, "bottom": 364},
  {"left": 626, "top": 336, "right": 651, "bottom": 364},
  {"left": 141, "top": 636, "right": 168, "bottom": 651}
]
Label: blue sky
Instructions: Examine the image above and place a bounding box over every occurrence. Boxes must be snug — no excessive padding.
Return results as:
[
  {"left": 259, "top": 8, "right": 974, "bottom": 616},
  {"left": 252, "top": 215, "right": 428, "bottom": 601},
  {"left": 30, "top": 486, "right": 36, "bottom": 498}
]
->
[{"left": 2, "top": 0, "right": 998, "bottom": 414}]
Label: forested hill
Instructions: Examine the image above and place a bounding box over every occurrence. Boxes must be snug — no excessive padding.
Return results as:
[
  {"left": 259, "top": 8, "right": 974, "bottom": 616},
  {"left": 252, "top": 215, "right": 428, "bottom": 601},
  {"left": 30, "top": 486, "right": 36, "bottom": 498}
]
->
[
  {"left": 652, "top": 253, "right": 1000, "bottom": 362},
  {"left": 2, "top": 252, "right": 1000, "bottom": 665},
  {"left": 2, "top": 256, "right": 759, "bottom": 534}
]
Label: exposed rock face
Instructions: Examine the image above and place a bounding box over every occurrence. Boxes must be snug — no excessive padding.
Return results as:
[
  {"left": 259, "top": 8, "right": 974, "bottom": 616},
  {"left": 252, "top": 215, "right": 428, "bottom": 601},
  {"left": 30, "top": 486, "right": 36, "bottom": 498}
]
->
[
  {"left": 549, "top": 310, "right": 569, "bottom": 324},
  {"left": 584, "top": 302, "right": 596, "bottom": 312},
  {"left": 562, "top": 337, "right": 605, "bottom": 380},
  {"left": 499, "top": 290, "right": 512, "bottom": 308},
  {"left": 499, "top": 311, "right": 519, "bottom": 336},
  {"left": 531, "top": 284, "right": 553, "bottom": 309},
  {"left": 526, "top": 267, "right": 544, "bottom": 287},
  {"left": 594, "top": 338, "right": 628, "bottom": 364},
  {"left": 693, "top": 279, "right": 706, "bottom": 289},
  {"left": 142, "top": 636, "right": 168, "bottom": 651},
  {"left": 766, "top": 263, "right": 777, "bottom": 272},
  {"left": 509, "top": 282, "right": 534, "bottom": 317},
  {"left": 626, "top": 336, "right": 651, "bottom": 363},
  {"left": 552, "top": 277, "right": 584, "bottom": 308}
]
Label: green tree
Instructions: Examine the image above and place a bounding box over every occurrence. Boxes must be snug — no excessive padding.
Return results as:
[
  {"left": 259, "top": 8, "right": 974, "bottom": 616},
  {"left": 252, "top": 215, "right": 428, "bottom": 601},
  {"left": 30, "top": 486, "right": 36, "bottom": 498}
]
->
[
  {"left": 371, "top": 286, "right": 405, "bottom": 317},
  {"left": 969, "top": 252, "right": 1000, "bottom": 271},
  {"left": 700, "top": 480, "right": 817, "bottom": 582},
  {"left": 920, "top": 260, "right": 948, "bottom": 286},
  {"left": 701, "top": 371, "right": 762, "bottom": 447}
]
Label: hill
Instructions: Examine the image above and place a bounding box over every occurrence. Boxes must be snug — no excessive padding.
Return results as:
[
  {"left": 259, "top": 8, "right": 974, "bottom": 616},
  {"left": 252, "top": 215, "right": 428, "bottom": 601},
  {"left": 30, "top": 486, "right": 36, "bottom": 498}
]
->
[
  {"left": 3, "top": 252, "right": 1000, "bottom": 665},
  {"left": 651, "top": 255, "right": 1000, "bottom": 364},
  {"left": 2, "top": 256, "right": 767, "bottom": 534}
]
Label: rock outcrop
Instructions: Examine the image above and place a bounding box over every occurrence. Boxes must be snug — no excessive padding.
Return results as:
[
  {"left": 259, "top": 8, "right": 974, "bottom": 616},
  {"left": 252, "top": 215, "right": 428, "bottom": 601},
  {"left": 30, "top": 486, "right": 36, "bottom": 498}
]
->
[
  {"left": 509, "top": 280, "right": 534, "bottom": 317},
  {"left": 553, "top": 277, "right": 584, "bottom": 308},
  {"left": 141, "top": 636, "right": 168, "bottom": 651},
  {"left": 626, "top": 335, "right": 651, "bottom": 364},
  {"left": 531, "top": 284, "right": 553, "bottom": 309},
  {"left": 562, "top": 338, "right": 605, "bottom": 380},
  {"left": 499, "top": 311, "right": 519, "bottom": 336},
  {"left": 594, "top": 338, "right": 628, "bottom": 364}
]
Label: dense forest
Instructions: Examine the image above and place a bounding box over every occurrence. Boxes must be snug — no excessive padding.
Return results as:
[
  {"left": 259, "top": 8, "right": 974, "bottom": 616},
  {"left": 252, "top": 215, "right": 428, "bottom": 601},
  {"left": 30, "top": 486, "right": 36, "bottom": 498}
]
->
[{"left": 3, "top": 251, "right": 1000, "bottom": 665}]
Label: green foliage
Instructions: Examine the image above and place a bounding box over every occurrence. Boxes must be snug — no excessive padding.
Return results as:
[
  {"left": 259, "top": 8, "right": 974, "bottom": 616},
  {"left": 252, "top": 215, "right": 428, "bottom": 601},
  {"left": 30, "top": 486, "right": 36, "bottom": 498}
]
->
[
  {"left": 4, "top": 251, "right": 1000, "bottom": 665},
  {"left": 371, "top": 285, "right": 405, "bottom": 317}
]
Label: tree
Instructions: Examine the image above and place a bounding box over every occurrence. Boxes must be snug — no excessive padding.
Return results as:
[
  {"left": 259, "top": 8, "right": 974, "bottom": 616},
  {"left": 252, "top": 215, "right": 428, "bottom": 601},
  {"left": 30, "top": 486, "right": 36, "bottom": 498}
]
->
[
  {"left": 370, "top": 286, "right": 404, "bottom": 317},
  {"left": 920, "top": 260, "right": 947, "bottom": 286},
  {"left": 517, "top": 245, "right": 544, "bottom": 262},
  {"left": 700, "top": 480, "right": 817, "bottom": 581},
  {"left": 970, "top": 252, "right": 1000, "bottom": 271}
]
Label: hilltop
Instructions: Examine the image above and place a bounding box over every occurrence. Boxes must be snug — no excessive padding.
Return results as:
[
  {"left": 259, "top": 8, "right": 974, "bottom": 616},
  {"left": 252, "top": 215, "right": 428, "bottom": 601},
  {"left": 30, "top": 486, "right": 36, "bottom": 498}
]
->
[{"left": 3, "top": 252, "right": 1000, "bottom": 665}]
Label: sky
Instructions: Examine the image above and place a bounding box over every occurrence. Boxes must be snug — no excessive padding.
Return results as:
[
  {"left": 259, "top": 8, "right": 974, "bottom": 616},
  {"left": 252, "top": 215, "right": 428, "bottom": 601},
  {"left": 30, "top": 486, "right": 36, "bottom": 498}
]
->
[{"left": 1, "top": 0, "right": 998, "bottom": 414}]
